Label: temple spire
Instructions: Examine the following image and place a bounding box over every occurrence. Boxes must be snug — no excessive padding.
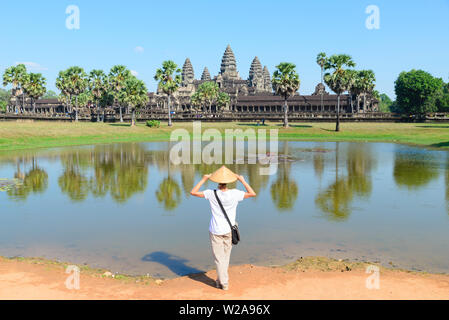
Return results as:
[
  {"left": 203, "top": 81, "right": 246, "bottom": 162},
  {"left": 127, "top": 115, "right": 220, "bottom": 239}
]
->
[
  {"left": 182, "top": 58, "right": 194, "bottom": 85},
  {"left": 263, "top": 66, "right": 271, "bottom": 92},
  {"left": 219, "top": 44, "right": 240, "bottom": 80},
  {"left": 201, "top": 67, "right": 211, "bottom": 81},
  {"left": 248, "top": 56, "right": 263, "bottom": 87}
]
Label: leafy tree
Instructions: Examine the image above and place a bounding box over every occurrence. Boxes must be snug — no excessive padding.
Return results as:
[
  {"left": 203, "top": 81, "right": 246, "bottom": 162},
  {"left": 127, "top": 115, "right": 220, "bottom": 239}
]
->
[
  {"left": 272, "top": 62, "right": 300, "bottom": 128},
  {"left": 201, "top": 81, "right": 219, "bottom": 112},
  {"left": 2, "top": 64, "right": 27, "bottom": 113},
  {"left": 109, "top": 65, "right": 132, "bottom": 122},
  {"left": 378, "top": 93, "right": 394, "bottom": 112},
  {"left": 154, "top": 61, "right": 182, "bottom": 126},
  {"left": 119, "top": 76, "right": 149, "bottom": 127},
  {"left": 23, "top": 73, "right": 47, "bottom": 113},
  {"left": 0, "top": 88, "right": 11, "bottom": 113},
  {"left": 88, "top": 69, "right": 107, "bottom": 122},
  {"left": 216, "top": 91, "right": 230, "bottom": 112},
  {"left": 394, "top": 69, "right": 445, "bottom": 116},
  {"left": 324, "top": 54, "right": 356, "bottom": 131},
  {"left": 434, "top": 81, "right": 449, "bottom": 112},
  {"left": 316, "top": 52, "right": 327, "bottom": 111},
  {"left": 191, "top": 83, "right": 230, "bottom": 113}
]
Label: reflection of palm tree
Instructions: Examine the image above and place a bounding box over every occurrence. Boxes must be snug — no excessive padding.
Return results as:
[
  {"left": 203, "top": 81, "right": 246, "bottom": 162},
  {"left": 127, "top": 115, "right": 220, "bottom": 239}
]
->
[
  {"left": 346, "top": 144, "right": 374, "bottom": 197},
  {"left": 58, "top": 168, "right": 89, "bottom": 202},
  {"left": 24, "top": 168, "right": 48, "bottom": 193},
  {"left": 314, "top": 142, "right": 375, "bottom": 221},
  {"left": 156, "top": 177, "right": 181, "bottom": 210},
  {"left": 7, "top": 157, "right": 48, "bottom": 201},
  {"left": 270, "top": 173, "right": 298, "bottom": 211},
  {"left": 313, "top": 153, "right": 324, "bottom": 180},
  {"left": 111, "top": 164, "right": 148, "bottom": 203},
  {"left": 315, "top": 178, "right": 352, "bottom": 221},
  {"left": 88, "top": 144, "right": 149, "bottom": 203},
  {"left": 247, "top": 164, "right": 268, "bottom": 195},
  {"left": 180, "top": 165, "right": 195, "bottom": 196},
  {"left": 270, "top": 141, "right": 298, "bottom": 211},
  {"left": 393, "top": 153, "right": 439, "bottom": 190}
]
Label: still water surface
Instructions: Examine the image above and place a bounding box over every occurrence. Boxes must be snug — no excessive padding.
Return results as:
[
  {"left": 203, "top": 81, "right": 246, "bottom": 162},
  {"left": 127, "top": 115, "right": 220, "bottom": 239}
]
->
[{"left": 0, "top": 141, "right": 448, "bottom": 277}]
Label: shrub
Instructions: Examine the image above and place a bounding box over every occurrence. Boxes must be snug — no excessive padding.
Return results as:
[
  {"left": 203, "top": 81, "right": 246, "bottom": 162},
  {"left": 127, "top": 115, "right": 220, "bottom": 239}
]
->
[{"left": 146, "top": 120, "right": 160, "bottom": 128}]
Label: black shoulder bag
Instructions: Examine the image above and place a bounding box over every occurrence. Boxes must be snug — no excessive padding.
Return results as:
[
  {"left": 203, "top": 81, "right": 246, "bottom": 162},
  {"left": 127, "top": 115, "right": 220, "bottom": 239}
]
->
[{"left": 214, "top": 190, "right": 240, "bottom": 245}]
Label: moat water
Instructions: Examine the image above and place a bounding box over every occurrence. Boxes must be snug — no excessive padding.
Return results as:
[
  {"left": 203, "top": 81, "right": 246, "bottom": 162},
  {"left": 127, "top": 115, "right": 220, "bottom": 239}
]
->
[{"left": 0, "top": 141, "right": 448, "bottom": 278}]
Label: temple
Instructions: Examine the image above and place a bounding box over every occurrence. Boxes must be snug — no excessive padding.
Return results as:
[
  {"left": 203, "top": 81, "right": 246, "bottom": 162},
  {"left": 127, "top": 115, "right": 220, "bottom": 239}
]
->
[
  {"left": 5, "top": 45, "right": 379, "bottom": 119},
  {"left": 149, "top": 44, "right": 378, "bottom": 114}
]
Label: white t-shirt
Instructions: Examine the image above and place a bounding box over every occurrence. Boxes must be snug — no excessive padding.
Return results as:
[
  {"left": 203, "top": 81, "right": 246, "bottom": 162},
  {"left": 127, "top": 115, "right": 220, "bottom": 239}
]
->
[{"left": 203, "top": 189, "right": 245, "bottom": 235}]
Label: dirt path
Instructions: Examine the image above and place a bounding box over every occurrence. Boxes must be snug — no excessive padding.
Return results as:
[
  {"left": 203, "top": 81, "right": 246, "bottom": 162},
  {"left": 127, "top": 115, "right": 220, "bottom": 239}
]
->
[{"left": 1, "top": 258, "right": 449, "bottom": 300}]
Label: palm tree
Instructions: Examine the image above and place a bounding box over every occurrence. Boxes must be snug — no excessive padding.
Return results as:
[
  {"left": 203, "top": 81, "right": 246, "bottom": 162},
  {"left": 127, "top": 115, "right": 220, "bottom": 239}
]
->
[
  {"left": 109, "top": 65, "right": 132, "bottom": 122},
  {"left": 195, "top": 81, "right": 220, "bottom": 113},
  {"left": 88, "top": 69, "right": 107, "bottom": 122},
  {"left": 72, "top": 91, "right": 92, "bottom": 116},
  {"left": 58, "top": 66, "right": 88, "bottom": 122},
  {"left": 154, "top": 61, "right": 182, "bottom": 126},
  {"left": 190, "top": 91, "right": 202, "bottom": 115},
  {"left": 349, "top": 71, "right": 363, "bottom": 113},
  {"left": 324, "top": 54, "right": 356, "bottom": 132},
  {"left": 216, "top": 91, "right": 230, "bottom": 112},
  {"left": 2, "top": 64, "right": 27, "bottom": 113},
  {"left": 345, "top": 69, "right": 358, "bottom": 114},
  {"left": 316, "top": 52, "right": 327, "bottom": 112},
  {"left": 358, "top": 70, "right": 376, "bottom": 112},
  {"left": 119, "top": 77, "right": 149, "bottom": 127},
  {"left": 271, "top": 63, "right": 300, "bottom": 128},
  {"left": 56, "top": 70, "right": 70, "bottom": 115},
  {"left": 23, "top": 73, "right": 46, "bottom": 114}
]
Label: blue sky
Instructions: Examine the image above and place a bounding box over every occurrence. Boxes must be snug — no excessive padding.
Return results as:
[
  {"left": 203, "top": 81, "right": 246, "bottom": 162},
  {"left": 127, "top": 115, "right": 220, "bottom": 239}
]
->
[{"left": 1, "top": 0, "right": 448, "bottom": 98}]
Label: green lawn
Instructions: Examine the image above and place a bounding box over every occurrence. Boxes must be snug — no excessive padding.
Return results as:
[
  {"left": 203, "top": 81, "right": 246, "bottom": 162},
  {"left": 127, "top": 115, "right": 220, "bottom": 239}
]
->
[{"left": 0, "top": 121, "right": 448, "bottom": 152}]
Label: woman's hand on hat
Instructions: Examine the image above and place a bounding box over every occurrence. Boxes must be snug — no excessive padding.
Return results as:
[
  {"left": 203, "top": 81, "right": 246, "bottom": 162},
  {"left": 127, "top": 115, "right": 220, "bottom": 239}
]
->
[
  {"left": 236, "top": 174, "right": 245, "bottom": 182},
  {"left": 203, "top": 174, "right": 212, "bottom": 180}
]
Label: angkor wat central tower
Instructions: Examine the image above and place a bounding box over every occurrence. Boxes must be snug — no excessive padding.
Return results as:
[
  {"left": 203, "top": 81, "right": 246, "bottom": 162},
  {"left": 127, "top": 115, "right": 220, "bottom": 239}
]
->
[{"left": 219, "top": 45, "right": 241, "bottom": 81}]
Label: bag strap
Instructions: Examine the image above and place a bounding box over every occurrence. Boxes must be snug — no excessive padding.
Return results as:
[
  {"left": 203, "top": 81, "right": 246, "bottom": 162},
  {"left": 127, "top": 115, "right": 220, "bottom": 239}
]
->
[{"left": 214, "top": 190, "right": 233, "bottom": 229}]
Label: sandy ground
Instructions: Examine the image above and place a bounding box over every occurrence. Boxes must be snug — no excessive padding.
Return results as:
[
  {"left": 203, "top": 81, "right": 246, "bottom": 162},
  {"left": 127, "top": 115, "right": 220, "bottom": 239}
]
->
[{"left": 1, "top": 258, "right": 449, "bottom": 300}]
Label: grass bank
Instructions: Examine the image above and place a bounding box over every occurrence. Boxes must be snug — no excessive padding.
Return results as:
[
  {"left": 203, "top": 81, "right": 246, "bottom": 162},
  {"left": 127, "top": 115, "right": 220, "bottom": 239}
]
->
[{"left": 0, "top": 121, "right": 448, "bottom": 152}]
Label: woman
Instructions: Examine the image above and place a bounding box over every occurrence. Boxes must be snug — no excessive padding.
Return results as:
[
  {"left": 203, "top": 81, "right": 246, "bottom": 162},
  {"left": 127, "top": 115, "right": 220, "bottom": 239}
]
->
[{"left": 190, "top": 166, "right": 256, "bottom": 291}]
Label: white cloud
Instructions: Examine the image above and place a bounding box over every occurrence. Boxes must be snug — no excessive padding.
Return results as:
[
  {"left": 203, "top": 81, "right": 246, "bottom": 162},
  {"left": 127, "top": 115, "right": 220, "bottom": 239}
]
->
[
  {"left": 134, "top": 46, "right": 144, "bottom": 53},
  {"left": 131, "top": 70, "right": 139, "bottom": 77},
  {"left": 15, "top": 61, "right": 48, "bottom": 71}
]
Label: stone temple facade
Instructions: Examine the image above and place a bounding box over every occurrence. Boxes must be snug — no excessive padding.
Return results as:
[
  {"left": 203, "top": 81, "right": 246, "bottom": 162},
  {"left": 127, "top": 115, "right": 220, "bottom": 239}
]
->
[{"left": 159, "top": 45, "right": 275, "bottom": 112}]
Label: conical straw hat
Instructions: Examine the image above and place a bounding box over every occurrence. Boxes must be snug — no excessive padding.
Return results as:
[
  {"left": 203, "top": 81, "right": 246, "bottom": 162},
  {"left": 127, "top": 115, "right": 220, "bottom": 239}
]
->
[{"left": 209, "top": 166, "right": 237, "bottom": 184}]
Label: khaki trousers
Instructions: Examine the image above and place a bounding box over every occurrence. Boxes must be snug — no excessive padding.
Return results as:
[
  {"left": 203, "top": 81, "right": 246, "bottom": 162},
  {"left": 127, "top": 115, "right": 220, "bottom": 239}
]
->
[{"left": 209, "top": 232, "right": 232, "bottom": 286}]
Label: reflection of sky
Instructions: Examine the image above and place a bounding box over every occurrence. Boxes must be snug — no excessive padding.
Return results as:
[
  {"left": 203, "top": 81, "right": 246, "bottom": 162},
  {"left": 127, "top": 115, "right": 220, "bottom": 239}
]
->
[{"left": 0, "top": 141, "right": 448, "bottom": 277}]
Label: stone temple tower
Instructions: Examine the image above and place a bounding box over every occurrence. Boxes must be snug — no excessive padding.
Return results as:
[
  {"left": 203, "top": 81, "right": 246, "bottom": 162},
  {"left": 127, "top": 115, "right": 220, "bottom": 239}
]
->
[
  {"left": 201, "top": 67, "right": 211, "bottom": 81},
  {"left": 248, "top": 56, "right": 264, "bottom": 91},
  {"left": 181, "top": 58, "right": 194, "bottom": 86},
  {"left": 219, "top": 45, "right": 241, "bottom": 80},
  {"left": 263, "top": 66, "right": 272, "bottom": 92}
]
